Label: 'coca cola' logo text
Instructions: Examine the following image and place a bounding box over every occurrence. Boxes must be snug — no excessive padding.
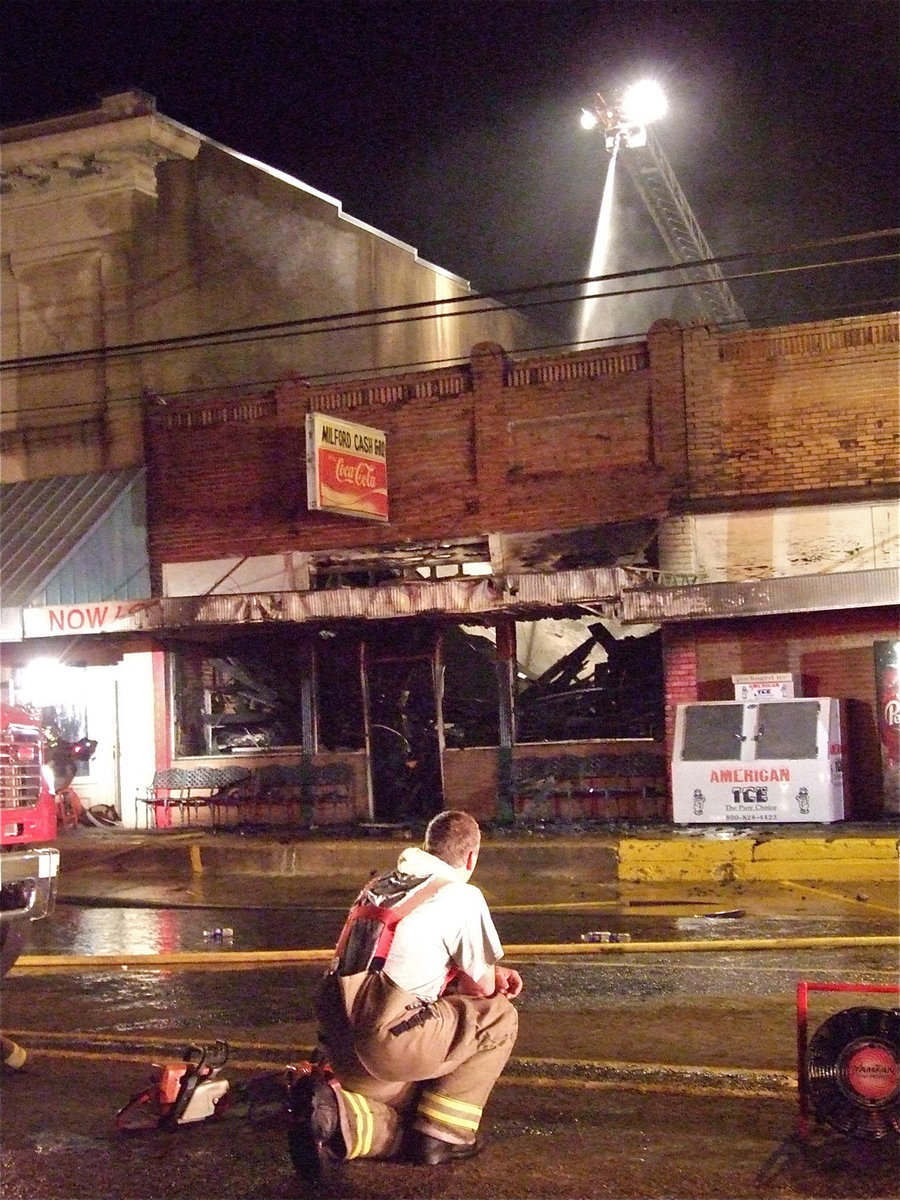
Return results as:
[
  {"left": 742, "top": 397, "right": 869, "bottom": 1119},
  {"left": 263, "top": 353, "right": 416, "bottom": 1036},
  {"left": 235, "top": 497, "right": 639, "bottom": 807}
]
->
[{"left": 334, "top": 456, "right": 377, "bottom": 490}]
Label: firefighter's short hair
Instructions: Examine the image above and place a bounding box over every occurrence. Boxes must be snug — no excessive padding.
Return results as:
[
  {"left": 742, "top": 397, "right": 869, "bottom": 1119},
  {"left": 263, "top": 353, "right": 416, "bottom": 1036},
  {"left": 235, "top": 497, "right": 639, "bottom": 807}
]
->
[{"left": 424, "top": 810, "right": 481, "bottom": 868}]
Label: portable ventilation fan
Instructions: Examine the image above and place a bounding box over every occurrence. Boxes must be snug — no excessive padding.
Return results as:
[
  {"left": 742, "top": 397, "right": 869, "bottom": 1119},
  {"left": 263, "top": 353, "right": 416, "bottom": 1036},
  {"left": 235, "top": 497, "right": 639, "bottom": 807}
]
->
[{"left": 806, "top": 1006, "right": 900, "bottom": 1140}]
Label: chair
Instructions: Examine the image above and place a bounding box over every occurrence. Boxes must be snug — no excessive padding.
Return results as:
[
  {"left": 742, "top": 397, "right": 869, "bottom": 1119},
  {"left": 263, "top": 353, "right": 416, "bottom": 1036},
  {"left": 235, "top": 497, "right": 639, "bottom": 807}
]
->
[{"left": 253, "top": 763, "right": 308, "bottom": 826}]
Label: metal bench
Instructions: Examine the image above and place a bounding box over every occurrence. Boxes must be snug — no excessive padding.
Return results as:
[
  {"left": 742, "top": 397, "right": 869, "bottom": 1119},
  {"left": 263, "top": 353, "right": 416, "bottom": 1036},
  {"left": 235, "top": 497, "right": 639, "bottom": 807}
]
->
[
  {"left": 310, "top": 760, "right": 354, "bottom": 824},
  {"left": 245, "top": 761, "right": 355, "bottom": 827},
  {"left": 137, "top": 766, "right": 252, "bottom": 828},
  {"left": 512, "top": 753, "right": 666, "bottom": 821},
  {"left": 206, "top": 765, "right": 256, "bottom": 827}
]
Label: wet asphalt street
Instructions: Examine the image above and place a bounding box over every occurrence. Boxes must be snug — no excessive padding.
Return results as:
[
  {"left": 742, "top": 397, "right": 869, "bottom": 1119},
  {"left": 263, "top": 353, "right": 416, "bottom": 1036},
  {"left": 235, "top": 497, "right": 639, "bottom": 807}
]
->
[
  {"left": 2, "top": 1039, "right": 898, "bottom": 1200},
  {"left": 2, "top": 880, "right": 898, "bottom": 1199},
  {"left": 21, "top": 894, "right": 900, "bottom": 958}
]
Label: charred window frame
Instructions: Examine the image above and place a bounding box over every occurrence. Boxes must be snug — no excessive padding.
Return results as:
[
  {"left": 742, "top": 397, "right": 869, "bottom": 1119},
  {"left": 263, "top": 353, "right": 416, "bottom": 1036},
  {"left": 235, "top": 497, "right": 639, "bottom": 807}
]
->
[
  {"left": 440, "top": 626, "right": 500, "bottom": 748},
  {"left": 171, "top": 636, "right": 308, "bottom": 757},
  {"left": 514, "top": 618, "right": 664, "bottom": 743}
]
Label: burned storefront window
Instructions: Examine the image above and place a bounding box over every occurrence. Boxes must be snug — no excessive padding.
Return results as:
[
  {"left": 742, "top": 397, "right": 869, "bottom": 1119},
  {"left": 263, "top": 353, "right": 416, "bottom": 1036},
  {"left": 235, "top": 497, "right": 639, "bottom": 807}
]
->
[
  {"left": 515, "top": 617, "right": 664, "bottom": 742},
  {"left": 441, "top": 627, "right": 500, "bottom": 747},
  {"left": 172, "top": 635, "right": 307, "bottom": 756},
  {"left": 316, "top": 631, "right": 365, "bottom": 751}
]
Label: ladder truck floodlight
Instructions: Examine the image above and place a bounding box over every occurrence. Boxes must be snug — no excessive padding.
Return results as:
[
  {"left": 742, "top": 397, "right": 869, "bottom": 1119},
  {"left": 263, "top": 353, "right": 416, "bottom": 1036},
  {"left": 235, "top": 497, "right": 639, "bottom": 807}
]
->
[{"left": 580, "top": 80, "right": 747, "bottom": 328}]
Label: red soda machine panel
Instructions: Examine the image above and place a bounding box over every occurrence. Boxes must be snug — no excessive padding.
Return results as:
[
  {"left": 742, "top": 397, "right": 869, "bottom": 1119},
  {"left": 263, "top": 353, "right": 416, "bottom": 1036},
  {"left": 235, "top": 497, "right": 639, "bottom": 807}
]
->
[
  {"left": 671, "top": 698, "right": 845, "bottom": 824},
  {"left": 874, "top": 640, "right": 900, "bottom": 815}
]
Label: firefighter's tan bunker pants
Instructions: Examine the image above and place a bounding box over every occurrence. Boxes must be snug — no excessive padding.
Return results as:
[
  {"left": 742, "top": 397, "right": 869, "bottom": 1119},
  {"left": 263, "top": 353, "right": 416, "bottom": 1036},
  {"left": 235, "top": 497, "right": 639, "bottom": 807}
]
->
[{"left": 315, "top": 970, "right": 518, "bottom": 1159}]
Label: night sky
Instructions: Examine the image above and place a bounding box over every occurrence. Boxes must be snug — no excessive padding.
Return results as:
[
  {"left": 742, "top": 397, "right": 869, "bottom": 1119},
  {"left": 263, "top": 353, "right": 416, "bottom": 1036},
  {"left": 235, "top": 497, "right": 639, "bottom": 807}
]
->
[{"left": 2, "top": 0, "right": 898, "bottom": 333}]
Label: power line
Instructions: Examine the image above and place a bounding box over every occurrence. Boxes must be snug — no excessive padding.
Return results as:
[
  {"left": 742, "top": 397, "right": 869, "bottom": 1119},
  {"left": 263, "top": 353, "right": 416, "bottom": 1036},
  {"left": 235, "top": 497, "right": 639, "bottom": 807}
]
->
[
  {"left": 1, "top": 230, "right": 896, "bottom": 373},
  {"left": 2, "top": 281, "right": 897, "bottom": 422},
  {"left": 123, "top": 251, "right": 893, "bottom": 371},
  {"left": 5, "top": 277, "right": 897, "bottom": 424}
]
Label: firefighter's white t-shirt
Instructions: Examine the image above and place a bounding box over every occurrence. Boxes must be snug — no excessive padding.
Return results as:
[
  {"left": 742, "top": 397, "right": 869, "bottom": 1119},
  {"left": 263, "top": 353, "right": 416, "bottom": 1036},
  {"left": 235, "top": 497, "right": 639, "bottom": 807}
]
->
[{"left": 382, "top": 846, "right": 504, "bottom": 1003}]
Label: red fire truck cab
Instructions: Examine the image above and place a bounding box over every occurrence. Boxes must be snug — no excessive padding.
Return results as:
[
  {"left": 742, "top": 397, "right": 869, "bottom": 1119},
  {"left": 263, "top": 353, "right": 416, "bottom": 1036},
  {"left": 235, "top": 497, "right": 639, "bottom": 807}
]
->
[{"left": 0, "top": 703, "right": 60, "bottom": 976}]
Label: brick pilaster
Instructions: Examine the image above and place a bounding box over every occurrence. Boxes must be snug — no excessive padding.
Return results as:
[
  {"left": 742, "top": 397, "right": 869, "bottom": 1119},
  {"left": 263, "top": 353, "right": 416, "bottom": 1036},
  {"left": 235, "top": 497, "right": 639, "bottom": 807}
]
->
[{"left": 469, "top": 341, "right": 508, "bottom": 521}]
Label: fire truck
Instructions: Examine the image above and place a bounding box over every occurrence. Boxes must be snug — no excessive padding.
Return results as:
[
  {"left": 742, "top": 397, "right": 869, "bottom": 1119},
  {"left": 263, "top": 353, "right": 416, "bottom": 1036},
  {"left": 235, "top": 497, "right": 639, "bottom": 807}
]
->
[{"left": 0, "top": 703, "right": 59, "bottom": 976}]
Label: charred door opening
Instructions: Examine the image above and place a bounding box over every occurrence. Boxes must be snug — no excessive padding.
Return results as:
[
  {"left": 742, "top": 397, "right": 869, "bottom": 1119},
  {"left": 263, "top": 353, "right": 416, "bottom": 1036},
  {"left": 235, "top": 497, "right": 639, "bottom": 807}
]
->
[{"left": 364, "top": 628, "right": 443, "bottom": 824}]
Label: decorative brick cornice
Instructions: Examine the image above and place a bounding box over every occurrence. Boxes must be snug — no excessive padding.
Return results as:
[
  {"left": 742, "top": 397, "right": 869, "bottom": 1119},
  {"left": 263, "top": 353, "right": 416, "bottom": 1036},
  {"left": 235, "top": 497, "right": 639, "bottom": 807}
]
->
[
  {"left": 1, "top": 113, "right": 201, "bottom": 203},
  {"left": 716, "top": 312, "right": 899, "bottom": 362}
]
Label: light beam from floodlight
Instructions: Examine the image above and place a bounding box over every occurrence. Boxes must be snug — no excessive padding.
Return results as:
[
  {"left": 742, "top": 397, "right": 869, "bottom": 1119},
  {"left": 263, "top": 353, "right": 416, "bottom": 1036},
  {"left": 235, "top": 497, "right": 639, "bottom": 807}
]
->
[{"left": 620, "top": 80, "right": 667, "bottom": 127}]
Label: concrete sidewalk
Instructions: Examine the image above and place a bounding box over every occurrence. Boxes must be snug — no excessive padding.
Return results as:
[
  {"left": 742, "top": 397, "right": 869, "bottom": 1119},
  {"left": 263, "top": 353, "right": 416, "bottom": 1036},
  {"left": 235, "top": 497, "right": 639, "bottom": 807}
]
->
[{"left": 51, "top": 820, "right": 900, "bottom": 910}]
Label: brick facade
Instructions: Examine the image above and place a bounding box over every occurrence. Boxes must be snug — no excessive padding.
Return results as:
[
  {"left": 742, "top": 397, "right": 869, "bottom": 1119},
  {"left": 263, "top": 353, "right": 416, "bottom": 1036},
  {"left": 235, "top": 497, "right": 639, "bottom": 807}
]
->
[
  {"left": 143, "top": 312, "right": 899, "bottom": 822},
  {"left": 146, "top": 337, "right": 676, "bottom": 568},
  {"left": 147, "top": 314, "right": 898, "bottom": 571},
  {"left": 681, "top": 315, "right": 898, "bottom": 502}
]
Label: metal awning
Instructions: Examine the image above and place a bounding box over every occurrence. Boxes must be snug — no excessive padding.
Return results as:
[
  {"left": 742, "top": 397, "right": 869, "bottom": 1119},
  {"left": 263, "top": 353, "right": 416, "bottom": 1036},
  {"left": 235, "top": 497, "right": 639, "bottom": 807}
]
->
[
  {"left": 620, "top": 568, "right": 899, "bottom": 623},
  {"left": 2, "top": 564, "right": 896, "bottom": 644},
  {"left": 3, "top": 568, "right": 624, "bottom": 642},
  {"left": 0, "top": 468, "right": 149, "bottom": 608}
]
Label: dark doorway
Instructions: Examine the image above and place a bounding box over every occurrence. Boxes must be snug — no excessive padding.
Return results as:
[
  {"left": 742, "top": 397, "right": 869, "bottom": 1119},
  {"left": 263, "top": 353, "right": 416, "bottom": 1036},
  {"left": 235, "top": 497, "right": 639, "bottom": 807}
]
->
[{"left": 366, "top": 638, "right": 443, "bottom": 824}]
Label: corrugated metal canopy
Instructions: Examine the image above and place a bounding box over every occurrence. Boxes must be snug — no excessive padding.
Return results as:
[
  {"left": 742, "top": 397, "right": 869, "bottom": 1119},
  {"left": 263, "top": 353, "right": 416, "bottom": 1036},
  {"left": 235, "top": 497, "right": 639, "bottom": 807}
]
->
[
  {"left": 3, "top": 568, "right": 625, "bottom": 643},
  {"left": 620, "top": 568, "right": 899, "bottom": 622},
  {"left": 0, "top": 468, "right": 149, "bottom": 608}
]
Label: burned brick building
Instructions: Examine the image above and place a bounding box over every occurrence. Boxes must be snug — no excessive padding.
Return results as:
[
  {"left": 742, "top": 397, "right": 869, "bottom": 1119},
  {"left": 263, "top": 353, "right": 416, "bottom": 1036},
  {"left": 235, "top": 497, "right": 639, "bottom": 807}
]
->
[{"left": 103, "top": 313, "right": 896, "bottom": 826}]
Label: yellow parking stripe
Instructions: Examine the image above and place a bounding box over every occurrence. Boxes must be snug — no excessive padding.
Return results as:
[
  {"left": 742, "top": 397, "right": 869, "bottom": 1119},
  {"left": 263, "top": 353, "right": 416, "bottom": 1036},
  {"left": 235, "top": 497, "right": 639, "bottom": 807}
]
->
[{"left": 779, "top": 879, "right": 900, "bottom": 916}]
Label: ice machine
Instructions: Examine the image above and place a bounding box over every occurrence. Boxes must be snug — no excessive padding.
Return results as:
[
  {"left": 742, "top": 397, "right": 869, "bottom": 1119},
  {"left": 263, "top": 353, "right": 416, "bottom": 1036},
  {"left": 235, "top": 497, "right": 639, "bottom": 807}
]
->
[{"left": 672, "top": 698, "right": 845, "bottom": 823}]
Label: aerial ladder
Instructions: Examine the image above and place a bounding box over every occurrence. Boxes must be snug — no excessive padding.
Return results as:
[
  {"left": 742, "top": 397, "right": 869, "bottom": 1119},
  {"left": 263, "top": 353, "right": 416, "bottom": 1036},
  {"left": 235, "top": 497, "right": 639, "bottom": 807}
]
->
[{"left": 584, "top": 90, "right": 748, "bottom": 328}]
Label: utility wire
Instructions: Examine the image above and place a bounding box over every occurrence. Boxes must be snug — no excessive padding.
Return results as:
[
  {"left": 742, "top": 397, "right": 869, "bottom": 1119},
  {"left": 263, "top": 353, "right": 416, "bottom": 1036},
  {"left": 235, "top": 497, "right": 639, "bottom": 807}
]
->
[
  {"left": 1, "top": 229, "right": 896, "bottom": 372},
  {"left": 1, "top": 245, "right": 896, "bottom": 424},
  {"left": 3, "top": 276, "right": 897, "bottom": 420},
  {"left": 6, "top": 281, "right": 897, "bottom": 424},
  {"left": 3, "top": 278, "right": 898, "bottom": 421},
  {"left": 101, "top": 251, "right": 894, "bottom": 370}
]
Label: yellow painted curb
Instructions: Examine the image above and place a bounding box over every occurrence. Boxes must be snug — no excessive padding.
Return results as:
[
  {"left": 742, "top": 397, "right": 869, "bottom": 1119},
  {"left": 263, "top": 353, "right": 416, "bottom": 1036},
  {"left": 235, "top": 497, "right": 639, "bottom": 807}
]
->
[
  {"left": 618, "top": 838, "right": 750, "bottom": 883},
  {"left": 617, "top": 836, "right": 900, "bottom": 883},
  {"left": 618, "top": 839, "right": 754, "bottom": 864},
  {"left": 752, "top": 838, "right": 899, "bottom": 861}
]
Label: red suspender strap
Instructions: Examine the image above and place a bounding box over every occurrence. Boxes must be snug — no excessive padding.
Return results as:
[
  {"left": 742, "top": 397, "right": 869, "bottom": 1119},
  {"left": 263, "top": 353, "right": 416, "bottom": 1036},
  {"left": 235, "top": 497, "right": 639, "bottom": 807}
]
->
[{"left": 333, "top": 875, "right": 451, "bottom": 970}]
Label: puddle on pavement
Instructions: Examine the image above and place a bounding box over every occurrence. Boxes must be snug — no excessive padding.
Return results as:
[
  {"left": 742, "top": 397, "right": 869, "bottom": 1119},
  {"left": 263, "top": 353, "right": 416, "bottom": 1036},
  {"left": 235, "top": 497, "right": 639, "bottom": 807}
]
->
[
  {"left": 28, "top": 905, "right": 344, "bottom": 957},
  {"left": 24, "top": 902, "right": 891, "bottom": 958}
]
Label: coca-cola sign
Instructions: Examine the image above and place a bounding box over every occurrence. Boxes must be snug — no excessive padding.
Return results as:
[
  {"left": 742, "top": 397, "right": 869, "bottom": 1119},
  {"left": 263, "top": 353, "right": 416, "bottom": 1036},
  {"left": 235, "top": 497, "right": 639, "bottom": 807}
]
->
[
  {"left": 306, "top": 413, "right": 388, "bottom": 522},
  {"left": 874, "top": 639, "right": 900, "bottom": 815}
]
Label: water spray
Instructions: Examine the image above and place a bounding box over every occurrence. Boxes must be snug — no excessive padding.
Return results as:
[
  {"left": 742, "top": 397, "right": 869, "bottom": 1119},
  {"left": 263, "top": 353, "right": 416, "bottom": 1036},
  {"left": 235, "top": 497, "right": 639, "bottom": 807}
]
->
[
  {"left": 577, "top": 83, "right": 668, "bottom": 348},
  {"left": 577, "top": 132, "right": 620, "bottom": 348}
]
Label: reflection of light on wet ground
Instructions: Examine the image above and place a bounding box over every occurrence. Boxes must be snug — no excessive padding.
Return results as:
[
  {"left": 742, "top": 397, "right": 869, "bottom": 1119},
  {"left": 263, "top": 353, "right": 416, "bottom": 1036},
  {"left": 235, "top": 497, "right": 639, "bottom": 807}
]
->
[
  {"left": 27, "top": 904, "right": 894, "bottom": 960},
  {"left": 29, "top": 905, "right": 341, "bottom": 957},
  {"left": 64, "top": 908, "right": 184, "bottom": 956}
]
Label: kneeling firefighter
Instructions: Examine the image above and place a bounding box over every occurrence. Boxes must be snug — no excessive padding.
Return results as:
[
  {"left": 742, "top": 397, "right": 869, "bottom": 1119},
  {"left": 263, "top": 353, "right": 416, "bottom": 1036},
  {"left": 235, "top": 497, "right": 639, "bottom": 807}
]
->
[{"left": 288, "top": 809, "right": 523, "bottom": 1179}]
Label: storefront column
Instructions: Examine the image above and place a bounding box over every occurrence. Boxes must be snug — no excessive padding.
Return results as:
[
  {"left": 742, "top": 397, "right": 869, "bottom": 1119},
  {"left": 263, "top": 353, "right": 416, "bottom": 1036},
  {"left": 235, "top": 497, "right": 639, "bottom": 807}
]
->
[
  {"left": 495, "top": 616, "right": 517, "bottom": 824},
  {"left": 662, "top": 624, "right": 699, "bottom": 820},
  {"left": 300, "top": 639, "right": 317, "bottom": 754}
]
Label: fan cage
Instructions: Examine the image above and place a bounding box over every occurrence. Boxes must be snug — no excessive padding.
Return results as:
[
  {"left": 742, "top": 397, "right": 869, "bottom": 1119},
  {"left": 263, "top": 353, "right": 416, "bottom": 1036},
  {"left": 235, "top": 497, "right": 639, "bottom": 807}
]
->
[{"left": 797, "top": 981, "right": 900, "bottom": 1141}]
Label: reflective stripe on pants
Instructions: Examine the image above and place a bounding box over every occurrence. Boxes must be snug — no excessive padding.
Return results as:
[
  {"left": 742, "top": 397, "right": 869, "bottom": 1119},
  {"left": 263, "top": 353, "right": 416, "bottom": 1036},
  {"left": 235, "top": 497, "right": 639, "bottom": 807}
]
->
[{"left": 317, "top": 970, "right": 518, "bottom": 1156}]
